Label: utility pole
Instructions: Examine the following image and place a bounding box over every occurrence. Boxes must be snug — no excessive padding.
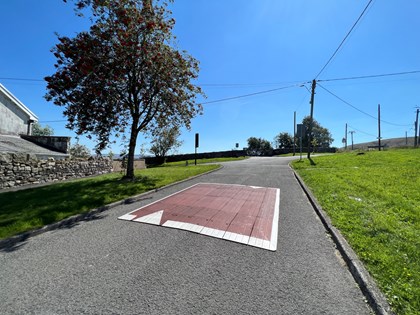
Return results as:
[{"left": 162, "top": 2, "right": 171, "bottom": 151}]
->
[
  {"left": 307, "top": 79, "right": 316, "bottom": 159},
  {"left": 378, "top": 104, "right": 382, "bottom": 151},
  {"left": 415, "top": 108, "right": 419, "bottom": 147},
  {"left": 349, "top": 131, "right": 356, "bottom": 150},
  {"left": 418, "top": 109, "right": 420, "bottom": 144},
  {"left": 345, "top": 123, "right": 348, "bottom": 150},
  {"left": 293, "top": 111, "right": 296, "bottom": 156}
]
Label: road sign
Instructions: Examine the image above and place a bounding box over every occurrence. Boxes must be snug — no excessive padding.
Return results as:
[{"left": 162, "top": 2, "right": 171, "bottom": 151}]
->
[
  {"left": 195, "top": 133, "right": 199, "bottom": 148},
  {"left": 297, "top": 124, "right": 306, "bottom": 137}
]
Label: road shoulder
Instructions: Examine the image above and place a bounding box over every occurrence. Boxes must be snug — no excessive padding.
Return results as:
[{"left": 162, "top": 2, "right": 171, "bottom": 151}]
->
[{"left": 293, "top": 168, "right": 394, "bottom": 315}]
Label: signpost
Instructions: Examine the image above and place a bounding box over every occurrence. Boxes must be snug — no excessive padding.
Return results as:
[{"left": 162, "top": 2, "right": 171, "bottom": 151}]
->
[
  {"left": 297, "top": 124, "right": 306, "bottom": 161},
  {"left": 195, "top": 133, "right": 199, "bottom": 165}
]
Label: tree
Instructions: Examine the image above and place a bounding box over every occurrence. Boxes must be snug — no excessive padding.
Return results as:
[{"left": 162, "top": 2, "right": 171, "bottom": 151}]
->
[
  {"left": 70, "top": 143, "right": 91, "bottom": 158},
  {"left": 149, "top": 125, "right": 182, "bottom": 162},
  {"left": 302, "top": 116, "right": 333, "bottom": 149},
  {"left": 45, "top": 0, "right": 203, "bottom": 180},
  {"left": 32, "top": 122, "right": 54, "bottom": 136},
  {"left": 274, "top": 132, "right": 293, "bottom": 149},
  {"left": 246, "top": 137, "right": 273, "bottom": 156}
]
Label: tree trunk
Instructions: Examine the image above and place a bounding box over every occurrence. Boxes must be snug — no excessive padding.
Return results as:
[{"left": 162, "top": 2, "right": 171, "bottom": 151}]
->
[{"left": 125, "top": 123, "right": 139, "bottom": 180}]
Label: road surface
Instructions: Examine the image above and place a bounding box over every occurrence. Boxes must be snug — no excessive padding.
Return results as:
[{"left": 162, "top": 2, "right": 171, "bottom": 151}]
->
[{"left": 0, "top": 157, "right": 371, "bottom": 314}]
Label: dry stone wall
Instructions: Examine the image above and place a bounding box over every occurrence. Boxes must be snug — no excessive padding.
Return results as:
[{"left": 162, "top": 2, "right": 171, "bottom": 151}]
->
[{"left": 0, "top": 153, "right": 112, "bottom": 190}]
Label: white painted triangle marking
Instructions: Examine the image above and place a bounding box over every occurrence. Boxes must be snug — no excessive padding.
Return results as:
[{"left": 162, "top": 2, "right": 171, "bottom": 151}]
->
[{"left": 133, "top": 210, "right": 164, "bottom": 225}]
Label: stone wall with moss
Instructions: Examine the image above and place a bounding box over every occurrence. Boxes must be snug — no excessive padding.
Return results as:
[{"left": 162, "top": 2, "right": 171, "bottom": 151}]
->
[{"left": 0, "top": 153, "right": 112, "bottom": 190}]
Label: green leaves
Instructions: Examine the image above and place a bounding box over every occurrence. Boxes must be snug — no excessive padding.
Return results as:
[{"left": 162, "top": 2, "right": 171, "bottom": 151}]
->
[
  {"left": 46, "top": 0, "right": 203, "bottom": 178},
  {"left": 32, "top": 123, "right": 54, "bottom": 136},
  {"left": 302, "top": 116, "right": 334, "bottom": 148},
  {"left": 246, "top": 137, "right": 273, "bottom": 156},
  {"left": 274, "top": 132, "right": 293, "bottom": 149},
  {"left": 148, "top": 125, "right": 182, "bottom": 160}
]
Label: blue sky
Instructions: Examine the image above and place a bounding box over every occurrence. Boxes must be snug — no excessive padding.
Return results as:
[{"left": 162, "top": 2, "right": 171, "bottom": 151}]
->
[{"left": 1, "top": 0, "right": 419, "bottom": 155}]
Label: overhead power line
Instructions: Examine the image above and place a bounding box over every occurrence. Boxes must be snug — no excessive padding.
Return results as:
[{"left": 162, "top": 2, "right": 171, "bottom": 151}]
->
[
  {"left": 315, "top": 0, "right": 374, "bottom": 79},
  {"left": 38, "top": 120, "right": 67, "bottom": 123},
  {"left": 319, "top": 70, "right": 420, "bottom": 82},
  {"left": 201, "top": 84, "right": 297, "bottom": 105},
  {"left": 347, "top": 124, "right": 377, "bottom": 137},
  {"left": 199, "top": 81, "right": 301, "bottom": 87},
  {"left": 199, "top": 69, "right": 420, "bottom": 89},
  {"left": 317, "top": 83, "right": 412, "bottom": 127},
  {"left": 2, "top": 69, "right": 419, "bottom": 89},
  {"left": 0, "top": 77, "right": 44, "bottom": 82},
  {"left": 317, "top": 83, "right": 376, "bottom": 119},
  {"left": 2, "top": 70, "right": 418, "bottom": 108}
]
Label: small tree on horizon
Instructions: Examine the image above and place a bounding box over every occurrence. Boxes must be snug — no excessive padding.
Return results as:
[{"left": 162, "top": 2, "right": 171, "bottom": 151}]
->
[
  {"left": 302, "top": 116, "right": 333, "bottom": 149},
  {"left": 274, "top": 132, "right": 293, "bottom": 149},
  {"left": 45, "top": 0, "right": 203, "bottom": 180},
  {"left": 246, "top": 137, "right": 273, "bottom": 156},
  {"left": 32, "top": 122, "right": 54, "bottom": 136},
  {"left": 69, "top": 143, "right": 91, "bottom": 158},
  {"left": 149, "top": 125, "right": 183, "bottom": 162}
]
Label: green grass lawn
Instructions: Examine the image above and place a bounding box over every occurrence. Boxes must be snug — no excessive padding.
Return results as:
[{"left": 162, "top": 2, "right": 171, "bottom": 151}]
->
[
  {"left": 0, "top": 164, "right": 219, "bottom": 240},
  {"left": 292, "top": 149, "right": 420, "bottom": 315}
]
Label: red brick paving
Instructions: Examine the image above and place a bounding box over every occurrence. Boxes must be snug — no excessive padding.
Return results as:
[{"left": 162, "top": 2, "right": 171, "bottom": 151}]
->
[{"left": 118, "top": 183, "right": 280, "bottom": 251}]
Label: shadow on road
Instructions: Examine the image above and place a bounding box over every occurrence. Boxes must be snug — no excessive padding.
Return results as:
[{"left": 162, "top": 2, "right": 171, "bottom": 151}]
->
[{"left": 0, "top": 212, "right": 107, "bottom": 253}]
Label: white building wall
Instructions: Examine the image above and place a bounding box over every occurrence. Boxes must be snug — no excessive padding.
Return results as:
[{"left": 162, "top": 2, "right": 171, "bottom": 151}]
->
[{"left": 0, "top": 84, "right": 38, "bottom": 135}]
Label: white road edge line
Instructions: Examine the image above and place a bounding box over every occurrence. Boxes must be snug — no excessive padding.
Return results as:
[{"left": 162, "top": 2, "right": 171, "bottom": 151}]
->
[
  {"left": 269, "top": 188, "right": 280, "bottom": 251},
  {"left": 117, "top": 213, "right": 137, "bottom": 221}
]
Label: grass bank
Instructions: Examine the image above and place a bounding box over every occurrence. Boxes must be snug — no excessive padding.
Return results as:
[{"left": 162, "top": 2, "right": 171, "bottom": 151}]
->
[
  {"left": 0, "top": 164, "right": 219, "bottom": 240},
  {"left": 156, "top": 156, "right": 247, "bottom": 167},
  {"left": 292, "top": 149, "right": 419, "bottom": 315}
]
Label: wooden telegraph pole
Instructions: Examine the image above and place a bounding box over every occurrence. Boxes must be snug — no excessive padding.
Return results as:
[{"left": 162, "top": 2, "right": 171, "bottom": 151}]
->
[
  {"left": 378, "top": 104, "right": 382, "bottom": 151},
  {"left": 415, "top": 108, "right": 419, "bottom": 147},
  {"left": 349, "top": 130, "right": 356, "bottom": 150},
  {"left": 293, "top": 111, "right": 296, "bottom": 156},
  {"left": 307, "top": 79, "right": 316, "bottom": 159},
  {"left": 345, "top": 123, "right": 348, "bottom": 150}
]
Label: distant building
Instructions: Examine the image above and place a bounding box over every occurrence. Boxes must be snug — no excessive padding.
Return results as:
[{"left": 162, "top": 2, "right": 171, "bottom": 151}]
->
[
  {"left": 0, "top": 83, "right": 70, "bottom": 159},
  {"left": 0, "top": 83, "right": 38, "bottom": 136}
]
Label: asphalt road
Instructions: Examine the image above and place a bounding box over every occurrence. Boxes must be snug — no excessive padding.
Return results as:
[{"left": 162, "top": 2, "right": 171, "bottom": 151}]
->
[{"left": 0, "top": 157, "right": 372, "bottom": 314}]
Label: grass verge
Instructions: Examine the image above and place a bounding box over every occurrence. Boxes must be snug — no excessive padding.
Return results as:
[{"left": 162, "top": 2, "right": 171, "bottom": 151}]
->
[
  {"left": 291, "top": 149, "right": 419, "bottom": 315},
  {"left": 155, "top": 156, "right": 247, "bottom": 167},
  {"left": 0, "top": 164, "right": 219, "bottom": 240}
]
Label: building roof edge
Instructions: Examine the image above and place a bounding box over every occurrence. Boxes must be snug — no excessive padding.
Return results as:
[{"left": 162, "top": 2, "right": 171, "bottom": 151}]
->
[{"left": 0, "top": 83, "right": 39, "bottom": 121}]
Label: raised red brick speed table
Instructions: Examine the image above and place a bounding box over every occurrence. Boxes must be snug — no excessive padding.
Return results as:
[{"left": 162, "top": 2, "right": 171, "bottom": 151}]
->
[{"left": 118, "top": 183, "right": 280, "bottom": 251}]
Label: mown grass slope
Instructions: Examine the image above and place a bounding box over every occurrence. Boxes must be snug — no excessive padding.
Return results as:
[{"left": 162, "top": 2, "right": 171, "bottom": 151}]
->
[
  {"left": 0, "top": 164, "right": 219, "bottom": 240},
  {"left": 292, "top": 149, "right": 419, "bottom": 315}
]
